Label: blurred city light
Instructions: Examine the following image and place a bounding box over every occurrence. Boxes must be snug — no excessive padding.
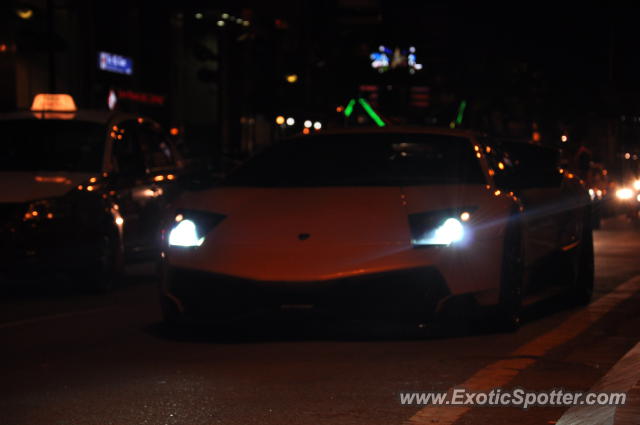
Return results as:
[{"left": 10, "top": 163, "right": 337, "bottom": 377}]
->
[
  {"left": 275, "top": 115, "right": 285, "bottom": 125},
  {"left": 313, "top": 121, "right": 322, "bottom": 130},
  {"left": 31, "top": 94, "right": 77, "bottom": 112},
  {"left": 616, "top": 188, "right": 633, "bottom": 200},
  {"left": 561, "top": 134, "right": 568, "bottom": 143},
  {"left": 344, "top": 99, "right": 356, "bottom": 117},
  {"left": 286, "top": 117, "right": 295, "bottom": 126},
  {"left": 195, "top": 12, "right": 203, "bottom": 19},
  {"left": 357, "top": 98, "right": 386, "bottom": 127},
  {"left": 455, "top": 100, "right": 467, "bottom": 125},
  {"left": 16, "top": 8, "right": 34, "bottom": 20},
  {"left": 303, "top": 120, "right": 312, "bottom": 128},
  {"left": 285, "top": 74, "right": 298, "bottom": 84}
]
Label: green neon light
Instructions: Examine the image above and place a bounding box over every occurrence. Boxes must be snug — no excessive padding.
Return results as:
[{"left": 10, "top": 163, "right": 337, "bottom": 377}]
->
[
  {"left": 455, "top": 100, "right": 467, "bottom": 125},
  {"left": 344, "top": 99, "right": 356, "bottom": 117},
  {"left": 358, "top": 98, "right": 386, "bottom": 127}
]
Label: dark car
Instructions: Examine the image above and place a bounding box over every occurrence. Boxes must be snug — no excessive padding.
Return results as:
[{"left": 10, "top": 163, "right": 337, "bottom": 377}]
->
[
  {"left": 0, "top": 94, "right": 183, "bottom": 291},
  {"left": 485, "top": 138, "right": 594, "bottom": 306}
]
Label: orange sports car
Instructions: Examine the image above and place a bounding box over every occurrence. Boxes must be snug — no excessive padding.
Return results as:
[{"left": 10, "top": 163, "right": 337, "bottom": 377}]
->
[{"left": 158, "top": 128, "right": 593, "bottom": 330}]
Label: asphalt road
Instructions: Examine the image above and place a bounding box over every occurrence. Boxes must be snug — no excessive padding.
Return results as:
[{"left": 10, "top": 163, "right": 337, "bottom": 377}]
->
[{"left": 1, "top": 217, "right": 640, "bottom": 425}]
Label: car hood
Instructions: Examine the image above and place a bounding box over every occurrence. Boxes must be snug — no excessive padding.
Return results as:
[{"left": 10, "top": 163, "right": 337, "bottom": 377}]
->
[
  {"left": 169, "top": 184, "right": 510, "bottom": 281},
  {"left": 179, "top": 187, "right": 410, "bottom": 244},
  {"left": 0, "top": 171, "right": 93, "bottom": 203}
]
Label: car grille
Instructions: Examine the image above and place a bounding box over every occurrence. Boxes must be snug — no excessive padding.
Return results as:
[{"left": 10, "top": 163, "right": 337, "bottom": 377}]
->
[{"left": 168, "top": 266, "right": 451, "bottom": 320}]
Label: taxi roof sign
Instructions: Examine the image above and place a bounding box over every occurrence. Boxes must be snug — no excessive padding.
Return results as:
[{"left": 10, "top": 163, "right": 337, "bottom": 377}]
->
[{"left": 30, "top": 94, "right": 77, "bottom": 112}]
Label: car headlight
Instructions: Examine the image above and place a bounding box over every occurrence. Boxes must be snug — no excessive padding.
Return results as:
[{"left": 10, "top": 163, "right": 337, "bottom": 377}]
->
[
  {"left": 634, "top": 180, "right": 640, "bottom": 191},
  {"left": 616, "top": 188, "right": 634, "bottom": 200},
  {"left": 409, "top": 208, "right": 475, "bottom": 247},
  {"left": 167, "top": 210, "right": 226, "bottom": 248}
]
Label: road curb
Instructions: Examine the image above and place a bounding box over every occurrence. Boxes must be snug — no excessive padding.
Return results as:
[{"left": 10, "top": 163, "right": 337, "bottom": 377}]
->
[{"left": 556, "top": 340, "right": 640, "bottom": 425}]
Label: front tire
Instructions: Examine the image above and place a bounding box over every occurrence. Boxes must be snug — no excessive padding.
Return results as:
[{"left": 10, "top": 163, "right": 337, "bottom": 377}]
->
[
  {"left": 496, "top": 216, "right": 524, "bottom": 332},
  {"left": 570, "top": 217, "right": 594, "bottom": 306}
]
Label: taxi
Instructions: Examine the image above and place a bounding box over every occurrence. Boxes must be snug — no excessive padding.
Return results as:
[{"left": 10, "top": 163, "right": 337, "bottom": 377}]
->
[
  {"left": 158, "top": 127, "right": 593, "bottom": 330},
  {"left": 0, "top": 94, "right": 183, "bottom": 291}
]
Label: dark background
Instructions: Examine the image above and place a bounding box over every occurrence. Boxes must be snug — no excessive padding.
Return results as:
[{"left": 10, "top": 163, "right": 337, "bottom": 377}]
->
[{"left": 1, "top": 1, "right": 640, "bottom": 171}]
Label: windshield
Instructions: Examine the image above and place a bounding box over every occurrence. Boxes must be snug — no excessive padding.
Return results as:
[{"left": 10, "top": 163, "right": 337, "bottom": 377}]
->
[
  {"left": 224, "top": 133, "right": 486, "bottom": 187},
  {"left": 0, "top": 119, "right": 105, "bottom": 172}
]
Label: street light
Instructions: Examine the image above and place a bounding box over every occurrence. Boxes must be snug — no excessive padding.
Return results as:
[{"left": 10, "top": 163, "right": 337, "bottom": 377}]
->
[
  {"left": 285, "top": 74, "right": 298, "bottom": 84},
  {"left": 275, "top": 116, "right": 285, "bottom": 125},
  {"left": 16, "top": 8, "right": 34, "bottom": 20}
]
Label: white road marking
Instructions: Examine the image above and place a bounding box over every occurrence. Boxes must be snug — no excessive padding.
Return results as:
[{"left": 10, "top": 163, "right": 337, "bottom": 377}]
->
[
  {"left": 555, "top": 340, "right": 640, "bottom": 425},
  {"left": 0, "top": 306, "right": 117, "bottom": 330},
  {"left": 405, "top": 275, "right": 640, "bottom": 425}
]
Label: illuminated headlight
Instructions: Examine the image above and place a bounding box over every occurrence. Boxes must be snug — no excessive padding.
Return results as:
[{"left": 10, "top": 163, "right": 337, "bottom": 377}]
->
[
  {"left": 634, "top": 180, "right": 640, "bottom": 191},
  {"left": 414, "top": 218, "right": 465, "bottom": 245},
  {"left": 167, "top": 210, "right": 226, "bottom": 248},
  {"left": 616, "top": 188, "right": 634, "bottom": 200},
  {"left": 169, "top": 219, "right": 204, "bottom": 247},
  {"left": 409, "top": 208, "right": 475, "bottom": 247},
  {"left": 588, "top": 188, "right": 595, "bottom": 201}
]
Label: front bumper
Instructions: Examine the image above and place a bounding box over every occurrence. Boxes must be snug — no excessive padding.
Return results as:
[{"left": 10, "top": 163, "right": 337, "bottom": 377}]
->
[{"left": 160, "top": 265, "right": 451, "bottom": 323}]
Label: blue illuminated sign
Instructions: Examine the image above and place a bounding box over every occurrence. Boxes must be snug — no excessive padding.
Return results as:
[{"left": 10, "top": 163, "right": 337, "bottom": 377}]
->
[{"left": 98, "top": 51, "right": 133, "bottom": 75}]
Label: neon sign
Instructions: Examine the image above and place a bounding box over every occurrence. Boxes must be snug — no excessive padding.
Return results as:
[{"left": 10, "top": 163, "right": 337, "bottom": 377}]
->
[
  {"left": 98, "top": 52, "right": 133, "bottom": 75},
  {"left": 370, "top": 45, "right": 422, "bottom": 74}
]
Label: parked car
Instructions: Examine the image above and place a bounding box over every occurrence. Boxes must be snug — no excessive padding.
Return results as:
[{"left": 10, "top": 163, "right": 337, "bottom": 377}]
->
[
  {"left": 486, "top": 139, "right": 594, "bottom": 307},
  {"left": 0, "top": 94, "right": 183, "bottom": 291}
]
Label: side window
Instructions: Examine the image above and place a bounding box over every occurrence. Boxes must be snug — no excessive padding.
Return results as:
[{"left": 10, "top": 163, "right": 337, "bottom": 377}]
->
[
  {"left": 496, "top": 143, "right": 563, "bottom": 190},
  {"left": 111, "top": 121, "right": 147, "bottom": 179},
  {"left": 483, "top": 144, "right": 517, "bottom": 191},
  {"left": 138, "top": 124, "right": 175, "bottom": 170},
  {"left": 532, "top": 147, "right": 563, "bottom": 188}
]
